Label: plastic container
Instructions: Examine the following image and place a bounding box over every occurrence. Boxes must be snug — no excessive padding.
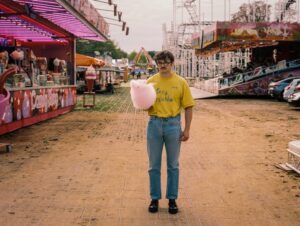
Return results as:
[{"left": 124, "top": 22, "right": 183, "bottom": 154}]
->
[
  {"left": 0, "top": 88, "right": 10, "bottom": 124},
  {"left": 288, "top": 140, "right": 300, "bottom": 155}
]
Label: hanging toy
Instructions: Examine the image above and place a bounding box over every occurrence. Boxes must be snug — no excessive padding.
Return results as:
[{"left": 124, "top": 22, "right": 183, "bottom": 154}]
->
[{"left": 53, "top": 58, "right": 60, "bottom": 73}]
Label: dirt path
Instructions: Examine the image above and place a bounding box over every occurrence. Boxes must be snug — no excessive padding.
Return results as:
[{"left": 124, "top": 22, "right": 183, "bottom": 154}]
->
[{"left": 0, "top": 88, "right": 299, "bottom": 226}]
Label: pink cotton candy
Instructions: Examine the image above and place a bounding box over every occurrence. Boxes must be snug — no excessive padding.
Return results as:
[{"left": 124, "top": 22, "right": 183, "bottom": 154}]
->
[{"left": 130, "top": 80, "right": 156, "bottom": 110}]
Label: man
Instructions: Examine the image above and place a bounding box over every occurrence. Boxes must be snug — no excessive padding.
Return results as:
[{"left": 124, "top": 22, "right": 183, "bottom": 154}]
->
[{"left": 146, "top": 50, "right": 195, "bottom": 214}]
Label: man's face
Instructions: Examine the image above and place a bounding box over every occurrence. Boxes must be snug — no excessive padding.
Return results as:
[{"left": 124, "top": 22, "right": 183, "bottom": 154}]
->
[{"left": 156, "top": 59, "right": 173, "bottom": 75}]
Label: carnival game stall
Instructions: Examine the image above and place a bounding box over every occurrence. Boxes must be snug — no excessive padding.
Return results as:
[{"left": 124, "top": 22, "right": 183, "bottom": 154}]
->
[
  {"left": 193, "top": 22, "right": 300, "bottom": 96},
  {"left": 97, "top": 66, "right": 121, "bottom": 93},
  {"left": 112, "top": 58, "right": 129, "bottom": 82},
  {"left": 0, "top": 0, "right": 108, "bottom": 135},
  {"left": 76, "top": 54, "right": 120, "bottom": 93}
]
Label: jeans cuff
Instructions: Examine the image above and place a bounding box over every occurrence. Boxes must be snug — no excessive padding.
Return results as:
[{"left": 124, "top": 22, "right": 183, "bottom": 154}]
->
[
  {"left": 166, "top": 195, "right": 177, "bottom": 199},
  {"left": 151, "top": 196, "right": 162, "bottom": 200}
]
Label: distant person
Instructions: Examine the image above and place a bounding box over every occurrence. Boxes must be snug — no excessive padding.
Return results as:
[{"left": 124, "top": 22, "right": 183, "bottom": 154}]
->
[
  {"left": 137, "top": 71, "right": 141, "bottom": 79},
  {"left": 273, "top": 49, "right": 277, "bottom": 64},
  {"left": 146, "top": 50, "right": 195, "bottom": 214},
  {"left": 131, "top": 71, "right": 135, "bottom": 79}
]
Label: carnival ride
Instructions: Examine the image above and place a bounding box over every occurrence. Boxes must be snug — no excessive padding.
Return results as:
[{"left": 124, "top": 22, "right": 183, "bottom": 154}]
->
[
  {"left": 193, "top": 21, "right": 300, "bottom": 96},
  {"left": 163, "top": 0, "right": 300, "bottom": 96},
  {"left": 163, "top": 0, "right": 213, "bottom": 79},
  {"left": 132, "top": 47, "right": 155, "bottom": 71}
]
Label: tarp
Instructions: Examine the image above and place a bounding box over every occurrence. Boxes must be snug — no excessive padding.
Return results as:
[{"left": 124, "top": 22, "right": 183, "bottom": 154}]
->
[{"left": 76, "top": 54, "right": 105, "bottom": 67}]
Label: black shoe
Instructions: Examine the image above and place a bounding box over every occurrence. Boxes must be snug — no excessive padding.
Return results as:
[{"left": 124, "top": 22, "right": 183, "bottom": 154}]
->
[
  {"left": 168, "top": 199, "right": 178, "bottom": 214},
  {"left": 148, "top": 199, "right": 159, "bottom": 213}
]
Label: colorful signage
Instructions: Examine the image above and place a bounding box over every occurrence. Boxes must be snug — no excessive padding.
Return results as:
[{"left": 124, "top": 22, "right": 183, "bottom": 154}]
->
[
  {"left": 217, "top": 22, "right": 300, "bottom": 42},
  {"left": 193, "top": 22, "right": 300, "bottom": 50},
  {"left": 0, "top": 87, "right": 76, "bottom": 128},
  {"left": 191, "top": 32, "right": 202, "bottom": 49},
  {"left": 66, "top": 0, "right": 109, "bottom": 36},
  {"left": 219, "top": 69, "right": 300, "bottom": 96}
]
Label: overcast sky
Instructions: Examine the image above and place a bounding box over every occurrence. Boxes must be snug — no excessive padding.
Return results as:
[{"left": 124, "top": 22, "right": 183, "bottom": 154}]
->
[{"left": 92, "top": 0, "right": 282, "bottom": 53}]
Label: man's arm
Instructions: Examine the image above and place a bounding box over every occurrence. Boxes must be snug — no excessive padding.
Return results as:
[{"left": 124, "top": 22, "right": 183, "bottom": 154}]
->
[{"left": 181, "top": 106, "right": 193, "bottom": 142}]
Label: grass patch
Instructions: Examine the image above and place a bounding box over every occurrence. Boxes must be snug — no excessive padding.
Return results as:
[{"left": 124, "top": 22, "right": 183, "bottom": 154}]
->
[{"left": 74, "top": 87, "right": 135, "bottom": 113}]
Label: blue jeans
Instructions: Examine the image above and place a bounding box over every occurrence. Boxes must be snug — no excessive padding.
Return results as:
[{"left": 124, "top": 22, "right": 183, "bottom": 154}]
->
[{"left": 147, "top": 115, "right": 181, "bottom": 200}]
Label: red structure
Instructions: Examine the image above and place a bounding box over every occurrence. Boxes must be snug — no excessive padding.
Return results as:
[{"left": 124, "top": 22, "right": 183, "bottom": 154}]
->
[
  {"left": 192, "top": 22, "right": 300, "bottom": 96},
  {"left": 193, "top": 21, "right": 300, "bottom": 56}
]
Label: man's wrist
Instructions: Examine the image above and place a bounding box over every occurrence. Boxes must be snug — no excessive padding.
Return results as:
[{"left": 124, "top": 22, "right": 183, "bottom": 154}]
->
[{"left": 184, "top": 128, "right": 190, "bottom": 132}]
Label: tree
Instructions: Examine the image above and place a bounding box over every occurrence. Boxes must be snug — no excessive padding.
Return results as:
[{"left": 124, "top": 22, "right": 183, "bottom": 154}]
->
[
  {"left": 128, "top": 51, "right": 137, "bottom": 61},
  {"left": 231, "top": 1, "right": 272, "bottom": 22},
  {"left": 148, "top": 51, "right": 157, "bottom": 59},
  {"left": 274, "top": 0, "right": 297, "bottom": 22},
  {"left": 136, "top": 55, "right": 148, "bottom": 65},
  {"left": 76, "top": 39, "right": 128, "bottom": 59}
]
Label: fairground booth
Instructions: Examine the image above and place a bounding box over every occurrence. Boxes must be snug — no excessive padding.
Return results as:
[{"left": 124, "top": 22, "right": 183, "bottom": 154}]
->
[
  {"left": 193, "top": 22, "right": 300, "bottom": 96},
  {"left": 0, "top": 0, "right": 108, "bottom": 135},
  {"left": 76, "top": 54, "right": 126, "bottom": 94},
  {"left": 75, "top": 53, "right": 107, "bottom": 93}
]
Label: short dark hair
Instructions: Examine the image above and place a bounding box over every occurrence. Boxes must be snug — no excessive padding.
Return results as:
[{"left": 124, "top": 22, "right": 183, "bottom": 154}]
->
[{"left": 154, "top": 50, "right": 175, "bottom": 63}]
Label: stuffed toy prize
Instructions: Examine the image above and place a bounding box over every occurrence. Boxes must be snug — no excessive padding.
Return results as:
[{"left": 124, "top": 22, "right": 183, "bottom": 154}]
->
[{"left": 10, "top": 50, "right": 24, "bottom": 61}]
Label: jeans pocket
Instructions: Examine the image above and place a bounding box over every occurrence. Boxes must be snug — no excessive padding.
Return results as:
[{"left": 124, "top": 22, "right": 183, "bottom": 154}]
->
[{"left": 168, "top": 118, "right": 181, "bottom": 126}]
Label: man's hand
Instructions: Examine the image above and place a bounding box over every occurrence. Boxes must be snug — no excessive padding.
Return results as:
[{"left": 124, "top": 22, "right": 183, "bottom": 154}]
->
[
  {"left": 180, "top": 129, "right": 190, "bottom": 142},
  {"left": 181, "top": 107, "right": 193, "bottom": 142}
]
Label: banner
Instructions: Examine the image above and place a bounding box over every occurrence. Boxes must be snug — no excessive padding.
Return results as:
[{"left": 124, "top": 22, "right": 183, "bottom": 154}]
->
[
  {"left": 195, "top": 22, "right": 300, "bottom": 51},
  {"left": 0, "top": 87, "right": 76, "bottom": 126},
  {"left": 217, "top": 22, "right": 300, "bottom": 42}
]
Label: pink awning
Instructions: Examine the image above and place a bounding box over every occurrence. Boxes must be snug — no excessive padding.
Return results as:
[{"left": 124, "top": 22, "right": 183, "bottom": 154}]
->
[
  {"left": 0, "top": 0, "right": 108, "bottom": 42},
  {"left": 0, "top": 14, "right": 67, "bottom": 42}
]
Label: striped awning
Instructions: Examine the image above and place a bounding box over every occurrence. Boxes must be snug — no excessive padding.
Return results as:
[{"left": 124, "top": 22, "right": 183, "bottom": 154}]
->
[
  {"left": 0, "top": 0, "right": 108, "bottom": 43},
  {"left": 76, "top": 54, "right": 105, "bottom": 67}
]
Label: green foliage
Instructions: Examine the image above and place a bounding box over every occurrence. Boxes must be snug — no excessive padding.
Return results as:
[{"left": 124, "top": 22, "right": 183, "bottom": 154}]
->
[
  {"left": 127, "top": 50, "right": 156, "bottom": 64},
  {"left": 137, "top": 55, "right": 148, "bottom": 65},
  {"left": 128, "top": 51, "right": 137, "bottom": 61},
  {"left": 148, "top": 51, "right": 156, "bottom": 59},
  {"left": 75, "top": 87, "right": 136, "bottom": 113},
  {"left": 76, "top": 39, "right": 128, "bottom": 59}
]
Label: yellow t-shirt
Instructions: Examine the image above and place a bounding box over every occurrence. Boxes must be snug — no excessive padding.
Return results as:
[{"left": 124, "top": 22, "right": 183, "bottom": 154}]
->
[{"left": 147, "top": 72, "right": 195, "bottom": 117}]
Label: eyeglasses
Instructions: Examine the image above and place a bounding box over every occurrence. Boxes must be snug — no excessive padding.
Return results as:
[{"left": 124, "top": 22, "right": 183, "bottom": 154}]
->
[{"left": 157, "top": 61, "right": 172, "bottom": 65}]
